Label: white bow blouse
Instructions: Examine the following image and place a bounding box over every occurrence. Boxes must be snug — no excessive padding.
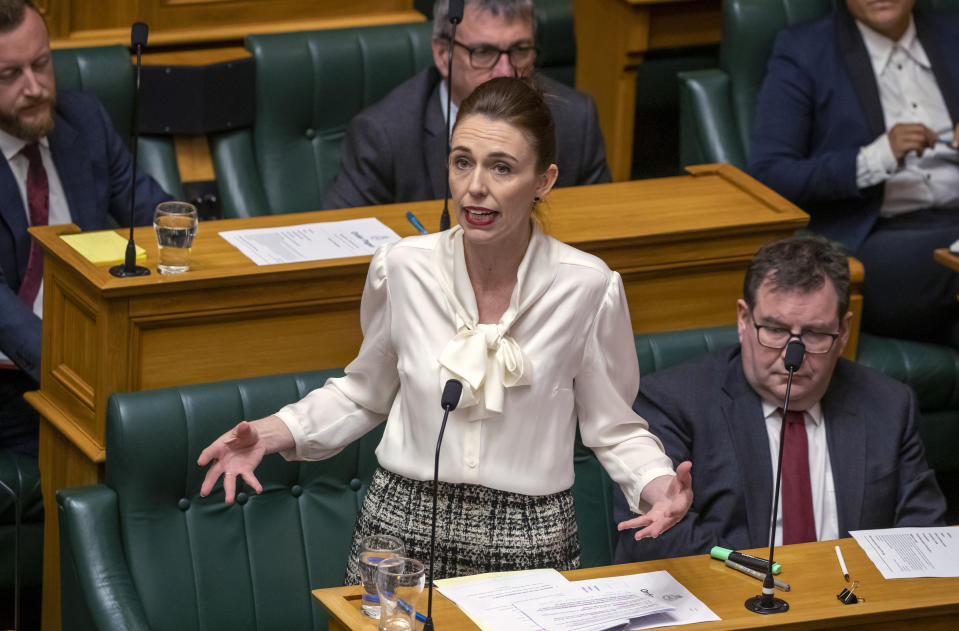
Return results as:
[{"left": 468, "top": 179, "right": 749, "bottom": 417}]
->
[{"left": 276, "top": 224, "right": 674, "bottom": 514}]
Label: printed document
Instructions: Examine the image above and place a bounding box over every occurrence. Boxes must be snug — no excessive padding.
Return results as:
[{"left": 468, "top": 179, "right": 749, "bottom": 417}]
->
[
  {"left": 851, "top": 526, "right": 959, "bottom": 578},
  {"left": 436, "top": 568, "right": 718, "bottom": 631},
  {"left": 219, "top": 218, "right": 400, "bottom": 265}
]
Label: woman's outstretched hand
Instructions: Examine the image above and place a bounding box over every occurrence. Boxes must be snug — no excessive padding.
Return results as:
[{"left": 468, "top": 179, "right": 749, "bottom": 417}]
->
[
  {"left": 197, "top": 416, "right": 294, "bottom": 503},
  {"left": 616, "top": 460, "right": 693, "bottom": 540}
]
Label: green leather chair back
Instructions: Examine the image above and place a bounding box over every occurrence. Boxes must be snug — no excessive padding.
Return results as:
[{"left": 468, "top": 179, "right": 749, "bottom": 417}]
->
[
  {"left": 679, "top": 0, "right": 959, "bottom": 169},
  {"left": 211, "top": 22, "right": 434, "bottom": 219},
  {"left": 52, "top": 45, "right": 185, "bottom": 200},
  {"left": 60, "top": 368, "right": 382, "bottom": 631},
  {"left": 535, "top": 0, "right": 576, "bottom": 87}
]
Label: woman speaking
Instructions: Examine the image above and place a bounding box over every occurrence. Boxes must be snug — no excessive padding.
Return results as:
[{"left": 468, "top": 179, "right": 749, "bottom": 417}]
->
[{"left": 198, "top": 76, "right": 692, "bottom": 581}]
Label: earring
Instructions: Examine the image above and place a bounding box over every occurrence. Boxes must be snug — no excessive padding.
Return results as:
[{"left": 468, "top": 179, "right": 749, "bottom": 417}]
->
[{"left": 534, "top": 196, "right": 541, "bottom": 202}]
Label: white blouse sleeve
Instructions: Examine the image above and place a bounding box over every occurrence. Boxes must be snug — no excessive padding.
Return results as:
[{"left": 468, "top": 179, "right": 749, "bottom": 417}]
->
[
  {"left": 275, "top": 244, "right": 400, "bottom": 461},
  {"left": 574, "top": 271, "right": 676, "bottom": 515}
]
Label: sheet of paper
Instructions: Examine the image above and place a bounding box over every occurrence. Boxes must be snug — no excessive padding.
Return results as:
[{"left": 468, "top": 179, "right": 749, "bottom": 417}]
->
[
  {"left": 569, "top": 571, "right": 720, "bottom": 629},
  {"left": 61, "top": 231, "right": 145, "bottom": 264},
  {"left": 437, "top": 569, "right": 570, "bottom": 630},
  {"left": 218, "top": 217, "right": 400, "bottom": 265},
  {"left": 851, "top": 526, "right": 959, "bottom": 578},
  {"left": 514, "top": 589, "right": 671, "bottom": 631}
]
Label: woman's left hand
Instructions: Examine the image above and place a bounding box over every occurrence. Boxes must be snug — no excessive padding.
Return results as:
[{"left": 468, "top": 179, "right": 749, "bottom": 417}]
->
[{"left": 617, "top": 460, "right": 692, "bottom": 540}]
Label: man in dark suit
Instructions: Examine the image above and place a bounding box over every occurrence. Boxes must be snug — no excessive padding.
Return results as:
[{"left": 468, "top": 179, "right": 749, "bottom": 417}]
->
[
  {"left": 748, "top": 0, "right": 959, "bottom": 348},
  {"left": 0, "top": 0, "right": 170, "bottom": 455},
  {"left": 322, "top": 0, "right": 610, "bottom": 210},
  {"left": 615, "top": 235, "right": 945, "bottom": 562}
]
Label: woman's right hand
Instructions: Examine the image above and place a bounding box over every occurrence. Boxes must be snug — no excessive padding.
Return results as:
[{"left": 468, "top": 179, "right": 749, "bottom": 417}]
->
[{"left": 197, "top": 415, "right": 294, "bottom": 503}]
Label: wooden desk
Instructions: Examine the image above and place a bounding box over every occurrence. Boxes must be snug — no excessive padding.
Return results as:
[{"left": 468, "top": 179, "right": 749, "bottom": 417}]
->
[
  {"left": 27, "top": 164, "right": 806, "bottom": 629},
  {"left": 934, "top": 248, "right": 959, "bottom": 277},
  {"left": 313, "top": 538, "right": 959, "bottom": 630},
  {"left": 574, "top": 0, "right": 722, "bottom": 181}
]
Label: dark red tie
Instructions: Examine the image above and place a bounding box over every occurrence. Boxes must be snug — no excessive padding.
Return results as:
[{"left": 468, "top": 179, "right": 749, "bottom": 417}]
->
[
  {"left": 18, "top": 142, "right": 49, "bottom": 308},
  {"left": 781, "top": 410, "right": 816, "bottom": 544}
]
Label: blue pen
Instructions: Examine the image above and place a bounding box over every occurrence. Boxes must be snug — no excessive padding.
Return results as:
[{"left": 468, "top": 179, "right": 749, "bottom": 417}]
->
[
  {"left": 397, "top": 597, "right": 427, "bottom": 622},
  {"left": 406, "top": 211, "right": 429, "bottom": 235}
]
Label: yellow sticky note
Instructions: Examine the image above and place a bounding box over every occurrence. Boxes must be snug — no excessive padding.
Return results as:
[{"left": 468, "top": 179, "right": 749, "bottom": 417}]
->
[{"left": 61, "top": 231, "right": 146, "bottom": 265}]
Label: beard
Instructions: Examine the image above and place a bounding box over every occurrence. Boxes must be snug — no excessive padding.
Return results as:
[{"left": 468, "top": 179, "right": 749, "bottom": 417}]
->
[{"left": 0, "top": 97, "right": 56, "bottom": 142}]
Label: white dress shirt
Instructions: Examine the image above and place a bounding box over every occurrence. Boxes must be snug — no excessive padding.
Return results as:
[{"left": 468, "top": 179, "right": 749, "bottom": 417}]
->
[
  {"left": 276, "top": 224, "right": 675, "bottom": 514},
  {"left": 854, "top": 18, "right": 959, "bottom": 216},
  {"left": 762, "top": 402, "right": 840, "bottom": 545},
  {"left": 0, "top": 128, "right": 69, "bottom": 367}
]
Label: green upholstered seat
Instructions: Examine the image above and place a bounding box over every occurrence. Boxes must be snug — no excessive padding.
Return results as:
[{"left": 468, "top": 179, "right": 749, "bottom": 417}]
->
[
  {"left": 210, "top": 22, "right": 434, "bottom": 219},
  {"left": 0, "top": 449, "right": 42, "bottom": 593},
  {"left": 52, "top": 45, "right": 184, "bottom": 200},
  {"left": 534, "top": 0, "right": 576, "bottom": 87}
]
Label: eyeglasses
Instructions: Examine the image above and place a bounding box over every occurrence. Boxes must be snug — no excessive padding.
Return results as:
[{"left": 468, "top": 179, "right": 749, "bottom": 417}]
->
[
  {"left": 752, "top": 321, "right": 840, "bottom": 354},
  {"left": 447, "top": 39, "right": 537, "bottom": 70}
]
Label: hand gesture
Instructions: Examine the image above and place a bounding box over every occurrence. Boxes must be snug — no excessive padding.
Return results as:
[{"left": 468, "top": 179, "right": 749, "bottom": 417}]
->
[
  {"left": 887, "top": 123, "right": 940, "bottom": 164},
  {"left": 617, "top": 461, "right": 693, "bottom": 540},
  {"left": 198, "top": 420, "right": 270, "bottom": 503}
]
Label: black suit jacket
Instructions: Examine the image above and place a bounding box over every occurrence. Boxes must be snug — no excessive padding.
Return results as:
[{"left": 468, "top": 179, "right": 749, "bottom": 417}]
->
[
  {"left": 615, "top": 346, "right": 946, "bottom": 562},
  {"left": 0, "top": 91, "right": 170, "bottom": 381},
  {"left": 322, "top": 67, "right": 611, "bottom": 210}
]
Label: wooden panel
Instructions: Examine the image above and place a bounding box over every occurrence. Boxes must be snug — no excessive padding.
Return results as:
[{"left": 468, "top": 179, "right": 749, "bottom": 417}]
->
[
  {"left": 134, "top": 301, "right": 362, "bottom": 389},
  {"left": 33, "top": 412, "right": 102, "bottom": 631},
  {"left": 574, "top": 0, "right": 721, "bottom": 181},
  {"left": 45, "top": 0, "right": 423, "bottom": 48}
]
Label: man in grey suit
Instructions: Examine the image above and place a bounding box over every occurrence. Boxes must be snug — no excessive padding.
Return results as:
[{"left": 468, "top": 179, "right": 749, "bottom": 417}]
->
[
  {"left": 615, "top": 235, "right": 945, "bottom": 561},
  {"left": 322, "top": 0, "right": 610, "bottom": 210}
]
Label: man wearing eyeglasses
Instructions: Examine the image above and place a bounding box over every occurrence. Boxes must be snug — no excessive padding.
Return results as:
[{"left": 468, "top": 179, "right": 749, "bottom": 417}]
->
[
  {"left": 322, "top": 0, "right": 610, "bottom": 210},
  {"left": 614, "top": 235, "right": 945, "bottom": 562}
]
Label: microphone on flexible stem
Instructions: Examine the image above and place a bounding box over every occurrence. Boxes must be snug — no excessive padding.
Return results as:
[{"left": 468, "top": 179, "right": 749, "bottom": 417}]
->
[
  {"left": 745, "top": 338, "right": 805, "bottom": 615},
  {"left": 423, "top": 378, "right": 462, "bottom": 631},
  {"left": 439, "top": 0, "right": 465, "bottom": 232},
  {"left": 110, "top": 21, "right": 151, "bottom": 278}
]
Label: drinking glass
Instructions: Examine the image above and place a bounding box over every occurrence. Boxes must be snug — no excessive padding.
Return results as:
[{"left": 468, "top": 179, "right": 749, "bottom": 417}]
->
[
  {"left": 376, "top": 557, "right": 425, "bottom": 631},
  {"left": 154, "top": 201, "right": 198, "bottom": 273},
  {"left": 358, "top": 534, "right": 406, "bottom": 618}
]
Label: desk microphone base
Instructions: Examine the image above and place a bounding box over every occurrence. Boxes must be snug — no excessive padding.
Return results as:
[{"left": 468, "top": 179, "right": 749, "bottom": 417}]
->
[
  {"left": 109, "top": 264, "right": 150, "bottom": 278},
  {"left": 745, "top": 595, "right": 789, "bottom": 614}
]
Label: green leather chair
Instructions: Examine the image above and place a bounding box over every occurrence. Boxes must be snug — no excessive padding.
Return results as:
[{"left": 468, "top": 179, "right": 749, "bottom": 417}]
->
[
  {"left": 52, "top": 45, "right": 185, "bottom": 200},
  {"left": 679, "top": 0, "right": 959, "bottom": 169},
  {"left": 210, "top": 22, "right": 434, "bottom": 219},
  {"left": 534, "top": 0, "right": 576, "bottom": 88},
  {"left": 56, "top": 325, "right": 959, "bottom": 629}
]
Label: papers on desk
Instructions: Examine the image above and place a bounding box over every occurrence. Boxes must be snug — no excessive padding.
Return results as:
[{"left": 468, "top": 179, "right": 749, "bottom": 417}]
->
[
  {"left": 436, "top": 568, "right": 718, "bottom": 631},
  {"left": 851, "top": 526, "right": 959, "bottom": 578},
  {"left": 219, "top": 218, "right": 400, "bottom": 265}
]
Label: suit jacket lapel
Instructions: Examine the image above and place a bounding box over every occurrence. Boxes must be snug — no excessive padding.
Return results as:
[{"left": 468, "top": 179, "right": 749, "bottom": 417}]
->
[
  {"left": 721, "top": 358, "right": 774, "bottom": 546},
  {"left": 48, "top": 109, "right": 96, "bottom": 229},
  {"left": 835, "top": 9, "right": 886, "bottom": 139},
  {"left": 0, "top": 159, "right": 30, "bottom": 281},
  {"left": 822, "top": 363, "right": 865, "bottom": 537},
  {"left": 915, "top": 11, "right": 959, "bottom": 123},
  {"left": 424, "top": 78, "right": 449, "bottom": 203}
]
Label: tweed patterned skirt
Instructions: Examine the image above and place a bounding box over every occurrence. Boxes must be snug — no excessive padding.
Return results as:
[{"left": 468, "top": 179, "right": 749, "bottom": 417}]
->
[{"left": 344, "top": 467, "right": 581, "bottom": 584}]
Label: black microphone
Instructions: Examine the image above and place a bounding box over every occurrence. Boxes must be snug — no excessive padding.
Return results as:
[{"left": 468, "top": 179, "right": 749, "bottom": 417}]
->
[
  {"left": 746, "top": 338, "right": 804, "bottom": 615},
  {"left": 110, "top": 22, "right": 151, "bottom": 278},
  {"left": 424, "top": 378, "right": 462, "bottom": 631},
  {"left": 439, "top": 1, "right": 465, "bottom": 232}
]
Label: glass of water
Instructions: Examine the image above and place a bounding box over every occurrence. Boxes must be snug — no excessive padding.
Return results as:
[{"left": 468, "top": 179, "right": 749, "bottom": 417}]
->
[
  {"left": 359, "top": 534, "right": 406, "bottom": 618},
  {"left": 154, "top": 201, "right": 198, "bottom": 273},
  {"left": 376, "top": 557, "right": 425, "bottom": 631}
]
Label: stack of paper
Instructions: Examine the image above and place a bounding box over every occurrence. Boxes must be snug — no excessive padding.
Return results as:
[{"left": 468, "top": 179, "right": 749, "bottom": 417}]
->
[
  {"left": 436, "top": 568, "right": 719, "bottom": 631},
  {"left": 61, "top": 231, "right": 145, "bottom": 265}
]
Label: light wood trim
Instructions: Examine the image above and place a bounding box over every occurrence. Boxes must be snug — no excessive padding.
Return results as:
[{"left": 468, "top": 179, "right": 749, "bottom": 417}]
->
[
  {"left": 314, "top": 539, "right": 959, "bottom": 630},
  {"left": 49, "top": 10, "right": 425, "bottom": 50}
]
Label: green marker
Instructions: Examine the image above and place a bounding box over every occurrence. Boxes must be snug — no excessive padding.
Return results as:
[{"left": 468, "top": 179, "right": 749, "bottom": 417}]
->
[{"left": 710, "top": 546, "right": 781, "bottom": 575}]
